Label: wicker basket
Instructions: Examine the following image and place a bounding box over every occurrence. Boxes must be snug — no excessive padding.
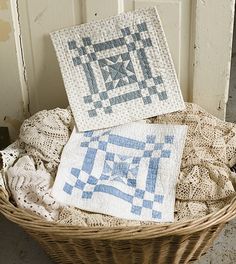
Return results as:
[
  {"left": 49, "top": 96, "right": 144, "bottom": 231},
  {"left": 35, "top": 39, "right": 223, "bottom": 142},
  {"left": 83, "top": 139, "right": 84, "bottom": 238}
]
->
[{"left": 0, "top": 188, "right": 236, "bottom": 264}]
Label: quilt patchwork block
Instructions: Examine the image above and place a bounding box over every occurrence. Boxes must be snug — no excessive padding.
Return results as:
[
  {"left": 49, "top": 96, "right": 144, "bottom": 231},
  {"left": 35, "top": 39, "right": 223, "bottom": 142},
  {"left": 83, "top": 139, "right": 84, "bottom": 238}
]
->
[
  {"left": 51, "top": 8, "right": 185, "bottom": 131},
  {"left": 52, "top": 123, "right": 187, "bottom": 222}
]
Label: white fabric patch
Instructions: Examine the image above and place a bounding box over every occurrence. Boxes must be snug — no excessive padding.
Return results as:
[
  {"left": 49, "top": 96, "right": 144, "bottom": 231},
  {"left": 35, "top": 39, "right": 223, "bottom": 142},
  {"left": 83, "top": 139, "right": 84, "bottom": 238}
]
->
[
  {"left": 52, "top": 123, "right": 187, "bottom": 222},
  {"left": 50, "top": 8, "right": 185, "bottom": 131}
]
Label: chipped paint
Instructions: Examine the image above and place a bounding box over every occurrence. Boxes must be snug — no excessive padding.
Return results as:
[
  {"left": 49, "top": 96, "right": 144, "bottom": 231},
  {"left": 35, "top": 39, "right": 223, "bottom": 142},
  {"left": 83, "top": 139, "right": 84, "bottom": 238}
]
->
[
  {"left": 12, "top": 0, "right": 31, "bottom": 116},
  {"left": 0, "top": 0, "right": 8, "bottom": 10},
  {"left": 217, "top": 100, "right": 222, "bottom": 111},
  {"left": 34, "top": 7, "right": 47, "bottom": 23},
  {"left": 191, "top": 0, "right": 235, "bottom": 120},
  {"left": 0, "top": 19, "right": 11, "bottom": 41}
]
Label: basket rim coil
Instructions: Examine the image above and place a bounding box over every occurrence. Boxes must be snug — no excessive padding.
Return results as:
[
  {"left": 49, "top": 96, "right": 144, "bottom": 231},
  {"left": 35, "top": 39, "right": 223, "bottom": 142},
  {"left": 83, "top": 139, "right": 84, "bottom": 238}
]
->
[{"left": 1, "top": 189, "right": 235, "bottom": 241}]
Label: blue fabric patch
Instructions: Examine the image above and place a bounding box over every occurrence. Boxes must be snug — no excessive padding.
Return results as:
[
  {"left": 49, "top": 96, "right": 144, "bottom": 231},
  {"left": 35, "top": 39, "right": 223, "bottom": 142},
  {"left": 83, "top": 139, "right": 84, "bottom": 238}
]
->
[
  {"left": 75, "top": 179, "right": 86, "bottom": 190},
  {"left": 94, "top": 184, "right": 133, "bottom": 203},
  {"left": 63, "top": 183, "right": 73, "bottom": 194},
  {"left": 98, "top": 141, "right": 108, "bottom": 151},
  {"left": 146, "top": 135, "right": 156, "bottom": 144},
  {"left": 71, "top": 168, "right": 81, "bottom": 178},
  {"left": 80, "top": 142, "right": 89, "bottom": 148},
  {"left": 105, "top": 152, "right": 115, "bottom": 161},
  {"left": 161, "top": 150, "right": 171, "bottom": 158},
  {"left": 146, "top": 158, "right": 160, "bottom": 193},
  {"left": 82, "top": 191, "right": 93, "bottom": 199},
  {"left": 143, "top": 150, "right": 153, "bottom": 157},
  {"left": 127, "top": 179, "right": 136, "bottom": 187},
  {"left": 112, "top": 162, "right": 130, "bottom": 176},
  {"left": 87, "top": 176, "right": 98, "bottom": 185},
  {"left": 154, "top": 143, "right": 164, "bottom": 150},
  {"left": 131, "top": 205, "right": 142, "bottom": 215},
  {"left": 84, "top": 131, "right": 93, "bottom": 137},
  {"left": 135, "top": 189, "right": 145, "bottom": 199},
  {"left": 132, "top": 157, "right": 141, "bottom": 164},
  {"left": 143, "top": 200, "right": 153, "bottom": 209},
  {"left": 154, "top": 194, "right": 164, "bottom": 203},
  {"left": 152, "top": 210, "right": 162, "bottom": 219},
  {"left": 165, "top": 135, "right": 174, "bottom": 144},
  {"left": 108, "top": 134, "right": 146, "bottom": 149}
]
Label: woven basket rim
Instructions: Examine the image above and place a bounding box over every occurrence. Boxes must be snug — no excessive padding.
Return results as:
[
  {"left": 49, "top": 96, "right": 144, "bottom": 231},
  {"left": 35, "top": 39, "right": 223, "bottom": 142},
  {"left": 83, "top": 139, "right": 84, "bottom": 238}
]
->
[{"left": 1, "top": 188, "right": 236, "bottom": 240}]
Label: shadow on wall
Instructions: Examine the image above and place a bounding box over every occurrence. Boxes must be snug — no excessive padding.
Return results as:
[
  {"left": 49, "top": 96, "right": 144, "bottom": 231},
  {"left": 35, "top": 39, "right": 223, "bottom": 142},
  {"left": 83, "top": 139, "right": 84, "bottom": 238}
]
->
[
  {"left": 30, "top": 34, "right": 68, "bottom": 114},
  {"left": 226, "top": 5, "right": 236, "bottom": 123}
]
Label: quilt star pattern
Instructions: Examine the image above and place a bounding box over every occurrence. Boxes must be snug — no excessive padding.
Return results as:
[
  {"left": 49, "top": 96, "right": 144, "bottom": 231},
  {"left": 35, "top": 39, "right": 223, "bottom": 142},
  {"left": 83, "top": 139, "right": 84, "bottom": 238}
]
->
[
  {"left": 50, "top": 8, "right": 185, "bottom": 131},
  {"left": 52, "top": 123, "right": 187, "bottom": 222}
]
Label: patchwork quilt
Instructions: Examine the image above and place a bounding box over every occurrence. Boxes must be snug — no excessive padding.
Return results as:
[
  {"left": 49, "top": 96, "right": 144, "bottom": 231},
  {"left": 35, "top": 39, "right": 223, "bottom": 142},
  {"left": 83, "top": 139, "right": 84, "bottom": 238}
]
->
[
  {"left": 50, "top": 8, "right": 185, "bottom": 131},
  {"left": 52, "top": 123, "right": 187, "bottom": 222}
]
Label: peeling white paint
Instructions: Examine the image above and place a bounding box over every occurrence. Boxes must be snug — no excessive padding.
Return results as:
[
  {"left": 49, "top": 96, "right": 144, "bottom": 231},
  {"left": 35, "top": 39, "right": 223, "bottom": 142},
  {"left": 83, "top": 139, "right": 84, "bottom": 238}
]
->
[
  {"left": 190, "top": 0, "right": 235, "bottom": 120},
  {"left": 0, "top": 0, "right": 26, "bottom": 140},
  {"left": 10, "top": 0, "right": 30, "bottom": 117}
]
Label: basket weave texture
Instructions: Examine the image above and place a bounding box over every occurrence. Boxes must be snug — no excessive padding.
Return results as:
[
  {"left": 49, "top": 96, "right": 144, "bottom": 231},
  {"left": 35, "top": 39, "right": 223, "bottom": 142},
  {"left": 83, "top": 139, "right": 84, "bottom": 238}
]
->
[{"left": 1, "top": 188, "right": 235, "bottom": 264}]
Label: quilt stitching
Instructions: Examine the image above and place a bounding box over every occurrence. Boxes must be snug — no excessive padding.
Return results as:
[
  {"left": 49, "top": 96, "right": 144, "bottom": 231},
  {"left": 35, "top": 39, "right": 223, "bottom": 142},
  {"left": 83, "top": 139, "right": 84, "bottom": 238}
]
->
[
  {"left": 62, "top": 132, "right": 174, "bottom": 219},
  {"left": 51, "top": 8, "right": 185, "bottom": 131},
  {"left": 67, "top": 22, "right": 167, "bottom": 117}
]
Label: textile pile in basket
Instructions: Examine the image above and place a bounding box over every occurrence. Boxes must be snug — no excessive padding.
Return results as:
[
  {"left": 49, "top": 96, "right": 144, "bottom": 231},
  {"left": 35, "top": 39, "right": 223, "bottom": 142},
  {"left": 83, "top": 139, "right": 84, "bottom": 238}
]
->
[
  {"left": 0, "top": 103, "right": 236, "bottom": 226},
  {"left": 0, "top": 7, "right": 236, "bottom": 226}
]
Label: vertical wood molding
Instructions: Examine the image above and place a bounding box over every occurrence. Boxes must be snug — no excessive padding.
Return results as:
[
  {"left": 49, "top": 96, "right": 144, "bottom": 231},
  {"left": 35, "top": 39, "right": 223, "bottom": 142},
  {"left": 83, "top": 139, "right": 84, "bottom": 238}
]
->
[
  {"left": 18, "top": 0, "right": 84, "bottom": 114},
  {"left": 10, "top": 0, "right": 30, "bottom": 117},
  {"left": 190, "top": 0, "right": 235, "bottom": 120},
  {"left": 0, "top": 0, "right": 28, "bottom": 140}
]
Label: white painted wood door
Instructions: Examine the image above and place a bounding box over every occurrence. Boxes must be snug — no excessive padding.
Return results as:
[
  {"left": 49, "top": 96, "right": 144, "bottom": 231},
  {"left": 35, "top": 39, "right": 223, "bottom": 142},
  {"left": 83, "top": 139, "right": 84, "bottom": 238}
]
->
[{"left": 0, "top": 0, "right": 235, "bottom": 139}]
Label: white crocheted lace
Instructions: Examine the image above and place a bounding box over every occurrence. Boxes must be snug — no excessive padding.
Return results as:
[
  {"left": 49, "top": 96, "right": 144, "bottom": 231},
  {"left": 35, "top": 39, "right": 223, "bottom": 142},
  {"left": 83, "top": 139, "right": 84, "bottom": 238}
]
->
[
  {"left": 19, "top": 108, "right": 73, "bottom": 175},
  {"left": 0, "top": 140, "right": 26, "bottom": 194},
  {"left": 6, "top": 156, "right": 61, "bottom": 221},
  {"left": 57, "top": 206, "right": 154, "bottom": 227},
  {"left": 0, "top": 104, "right": 236, "bottom": 226},
  {"left": 0, "top": 108, "right": 72, "bottom": 221},
  {"left": 150, "top": 103, "right": 236, "bottom": 220}
]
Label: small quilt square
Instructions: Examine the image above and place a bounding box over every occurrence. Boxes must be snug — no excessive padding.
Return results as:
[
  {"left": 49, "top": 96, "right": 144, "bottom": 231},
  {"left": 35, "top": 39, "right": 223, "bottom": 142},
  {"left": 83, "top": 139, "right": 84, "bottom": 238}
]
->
[
  {"left": 52, "top": 122, "right": 187, "bottom": 222},
  {"left": 50, "top": 8, "right": 185, "bottom": 131}
]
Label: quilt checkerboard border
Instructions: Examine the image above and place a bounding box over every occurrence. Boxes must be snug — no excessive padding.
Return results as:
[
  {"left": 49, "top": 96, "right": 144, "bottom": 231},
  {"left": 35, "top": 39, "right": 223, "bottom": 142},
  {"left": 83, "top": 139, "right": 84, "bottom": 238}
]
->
[
  {"left": 52, "top": 123, "right": 187, "bottom": 222},
  {"left": 51, "top": 7, "right": 185, "bottom": 131}
]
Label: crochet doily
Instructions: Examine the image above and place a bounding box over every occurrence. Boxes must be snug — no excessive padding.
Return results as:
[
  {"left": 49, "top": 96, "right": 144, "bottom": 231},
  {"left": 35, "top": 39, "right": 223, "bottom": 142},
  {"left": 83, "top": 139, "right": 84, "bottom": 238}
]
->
[
  {"left": 0, "top": 108, "right": 72, "bottom": 221},
  {"left": 150, "top": 103, "right": 236, "bottom": 220},
  {"left": 7, "top": 156, "right": 61, "bottom": 221},
  {"left": 19, "top": 108, "right": 73, "bottom": 175},
  {"left": 0, "top": 103, "right": 236, "bottom": 226}
]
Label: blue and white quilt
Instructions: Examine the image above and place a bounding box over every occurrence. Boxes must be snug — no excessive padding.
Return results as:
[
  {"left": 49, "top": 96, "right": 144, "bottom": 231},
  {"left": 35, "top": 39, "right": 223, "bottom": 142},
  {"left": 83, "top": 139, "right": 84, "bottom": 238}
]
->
[
  {"left": 50, "top": 8, "right": 185, "bottom": 131},
  {"left": 52, "top": 123, "right": 187, "bottom": 222}
]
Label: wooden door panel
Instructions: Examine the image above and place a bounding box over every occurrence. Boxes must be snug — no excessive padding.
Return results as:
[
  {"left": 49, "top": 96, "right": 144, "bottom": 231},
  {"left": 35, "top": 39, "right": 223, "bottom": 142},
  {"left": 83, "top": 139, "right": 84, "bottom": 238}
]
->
[
  {"left": 19, "top": 0, "right": 83, "bottom": 114},
  {"left": 12, "top": 0, "right": 235, "bottom": 120},
  {"left": 133, "top": 0, "right": 191, "bottom": 100}
]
